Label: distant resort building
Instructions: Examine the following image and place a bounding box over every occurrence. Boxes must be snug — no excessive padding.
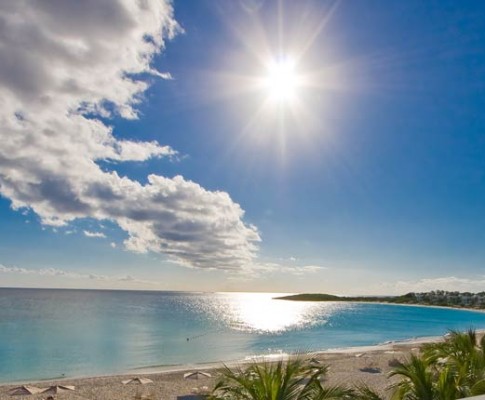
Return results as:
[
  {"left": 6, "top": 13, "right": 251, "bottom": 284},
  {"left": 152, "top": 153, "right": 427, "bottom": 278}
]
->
[{"left": 408, "top": 290, "right": 485, "bottom": 308}]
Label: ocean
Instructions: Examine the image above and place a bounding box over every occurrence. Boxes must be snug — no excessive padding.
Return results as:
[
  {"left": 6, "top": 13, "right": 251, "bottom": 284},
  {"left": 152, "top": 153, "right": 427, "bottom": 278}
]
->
[{"left": 1, "top": 288, "right": 485, "bottom": 383}]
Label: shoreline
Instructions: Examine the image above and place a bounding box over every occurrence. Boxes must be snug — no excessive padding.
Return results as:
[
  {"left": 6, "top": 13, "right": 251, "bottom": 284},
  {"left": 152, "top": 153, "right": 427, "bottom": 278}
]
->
[
  {"left": 0, "top": 331, "right": 451, "bottom": 386},
  {"left": 2, "top": 331, "right": 484, "bottom": 400}
]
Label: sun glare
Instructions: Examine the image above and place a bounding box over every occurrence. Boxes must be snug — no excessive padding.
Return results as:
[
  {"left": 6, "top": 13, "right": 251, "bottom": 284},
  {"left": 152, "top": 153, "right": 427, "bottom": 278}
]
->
[{"left": 264, "top": 58, "right": 301, "bottom": 102}]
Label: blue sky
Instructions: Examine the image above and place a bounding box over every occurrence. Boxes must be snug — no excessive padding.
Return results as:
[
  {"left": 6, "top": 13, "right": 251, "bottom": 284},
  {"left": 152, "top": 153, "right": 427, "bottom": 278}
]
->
[{"left": 1, "top": 0, "right": 485, "bottom": 294}]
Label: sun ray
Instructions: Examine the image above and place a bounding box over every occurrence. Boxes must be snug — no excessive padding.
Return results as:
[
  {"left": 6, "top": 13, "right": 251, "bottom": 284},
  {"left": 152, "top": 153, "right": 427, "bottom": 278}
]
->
[
  {"left": 291, "top": 0, "right": 341, "bottom": 62},
  {"left": 186, "top": 1, "right": 355, "bottom": 164}
]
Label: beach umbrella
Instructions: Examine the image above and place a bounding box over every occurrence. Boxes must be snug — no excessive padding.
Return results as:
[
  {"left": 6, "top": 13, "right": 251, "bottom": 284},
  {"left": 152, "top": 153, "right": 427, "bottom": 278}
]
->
[
  {"left": 184, "top": 371, "right": 211, "bottom": 380},
  {"left": 9, "top": 385, "right": 43, "bottom": 395},
  {"left": 41, "top": 385, "right": 76, "bottom": 394},
  {"left": 122, "top": 377, "right": 154, "bottom": 385}
]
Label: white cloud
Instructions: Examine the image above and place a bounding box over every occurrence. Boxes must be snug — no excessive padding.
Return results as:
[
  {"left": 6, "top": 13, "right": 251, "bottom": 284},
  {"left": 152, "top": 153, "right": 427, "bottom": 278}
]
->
[
  {"left": 375, "top": 276, "right": 485, "bottom": 295},
  {"left": 279, "top": 264, "right": 327, "bottom": 276},
  {"left": 83, "top": 230, "right": 106, "bottom": 238},
  {"left": 0, "top": 1, "right": 260, "bottom": 271},
  {"left": 110, "top": 242, "right": 117, "bottom": 248},
  {"left": 0, "top": 263, "right": 151, "bottom": 285},
  {"left": 297, "top": 265, "right": 327, "bottom": 273},
  {"left": 118, "top": 274, "right": 135, "bottom": 282},
  {"left": 0, "top": 265, "right": 29, "bottom": 274},
  {"left": 232, "top": 262, "right": 326, "bottom": 280},
  {"left": 0, "top": 263, "right": 92, "bottom": 279}
]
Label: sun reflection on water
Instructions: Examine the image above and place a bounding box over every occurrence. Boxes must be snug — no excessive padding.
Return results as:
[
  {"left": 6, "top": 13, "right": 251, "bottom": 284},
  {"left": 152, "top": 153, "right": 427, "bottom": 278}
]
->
[{"left": 212, "top": 292, "right": 348, "bottom": 333}]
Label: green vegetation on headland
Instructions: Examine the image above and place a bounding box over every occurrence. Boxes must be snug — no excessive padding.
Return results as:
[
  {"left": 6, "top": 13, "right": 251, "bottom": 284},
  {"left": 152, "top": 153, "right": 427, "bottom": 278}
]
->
[{"left": 275, "top": 290, "right": 485, "bottom": 309}]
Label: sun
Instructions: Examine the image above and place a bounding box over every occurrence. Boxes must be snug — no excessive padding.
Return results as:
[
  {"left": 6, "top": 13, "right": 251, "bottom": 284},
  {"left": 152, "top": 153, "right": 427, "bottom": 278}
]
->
[{"left": 263, "top": 57, "right": 301, "bottom": 103}]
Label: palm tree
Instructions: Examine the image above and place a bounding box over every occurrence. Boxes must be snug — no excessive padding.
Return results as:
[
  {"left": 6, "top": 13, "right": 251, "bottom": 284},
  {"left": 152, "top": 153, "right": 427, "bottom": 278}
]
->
[
  {"left": 422, "top": 330, "right": 480, "bottom": 364},
  {"left": 389, "top": 330, "right": 485, "bottom": 400},
  {"left": 422, "top": 329, "right": 485, "bottom": 397},
  {"left": 211, "top": 357, "right": 353, "bottom": 400},
  {"left": 351, "top": 384, "right": 385, "bottom": 400},
  {"left": 389, "top": 355, "right": 438, "bottom": 400}
]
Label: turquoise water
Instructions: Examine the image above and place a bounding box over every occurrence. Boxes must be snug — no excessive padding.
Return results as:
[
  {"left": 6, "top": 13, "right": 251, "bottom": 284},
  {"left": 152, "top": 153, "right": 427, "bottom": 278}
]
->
[{"left": 2, "top": 288, "right": 485, "bottom": 382}]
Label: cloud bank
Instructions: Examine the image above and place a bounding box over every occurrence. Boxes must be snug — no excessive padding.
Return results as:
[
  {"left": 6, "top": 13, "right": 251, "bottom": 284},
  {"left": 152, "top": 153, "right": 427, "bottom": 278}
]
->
[
  {"left": 376, "top": 276, "right": 485, "bottom": 295},
  {"left": 0, "top": 1, "right": 260, "bottom": 270},
  {"left": 0, "top": 263, "right": 153, "bottom": 285}
]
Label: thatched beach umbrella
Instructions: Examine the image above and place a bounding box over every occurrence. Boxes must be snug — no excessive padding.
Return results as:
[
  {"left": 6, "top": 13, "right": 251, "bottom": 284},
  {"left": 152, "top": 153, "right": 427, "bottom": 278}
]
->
[
  {"left": 184, "top": 371, "right": 211, "bottom": 380},
  {"left": 41, "top": 385, "right": 76, "bottom": 394},
  {"left": 122, "top": 377, "right": 154, "bottom": 385},
  {"left": 9, "top": 385, "right": 43, "bottom": 395}
]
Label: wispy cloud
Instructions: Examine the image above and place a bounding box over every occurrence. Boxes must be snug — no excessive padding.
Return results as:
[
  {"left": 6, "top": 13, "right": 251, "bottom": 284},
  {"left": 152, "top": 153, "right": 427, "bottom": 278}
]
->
[
  {"left": 0, "top": 264, "right": 104, "bottom": 280},
  {"left": 269, "top": 264, "right": 327, "bottom": 278},
  {"left": 0, "top": 1, "right": 260, "bottom": 271},
  {"left": 375, "top": 276, "right": 485, "bottom": 294},
  {"left": 0, "top": 263, "right": 153, "bottom": 285},
  {"left": 226, "top": 262, "right": 327, "bottom": 281},
  {"left": 83, "top": 230, "right": 106, "bottom": 239},
  {"left": 118, "top": 275, "right": 136, "bottom": 282}
]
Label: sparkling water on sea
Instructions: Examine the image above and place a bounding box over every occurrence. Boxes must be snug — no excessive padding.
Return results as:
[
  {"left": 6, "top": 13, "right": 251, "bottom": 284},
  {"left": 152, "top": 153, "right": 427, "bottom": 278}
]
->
[{"left": 2, "top": 288, "right": 485, "bottom": 382}]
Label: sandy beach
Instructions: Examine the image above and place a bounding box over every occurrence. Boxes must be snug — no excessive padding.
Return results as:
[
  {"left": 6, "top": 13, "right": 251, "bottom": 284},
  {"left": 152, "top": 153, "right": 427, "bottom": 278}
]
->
[{"left": 0, "top": 335, "right": 444, "bottom": 400}]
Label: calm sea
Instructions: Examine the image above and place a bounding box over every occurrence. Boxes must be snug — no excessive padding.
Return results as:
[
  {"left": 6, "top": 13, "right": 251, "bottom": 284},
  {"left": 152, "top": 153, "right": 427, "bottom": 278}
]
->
[{"left": 2, "top": 288, "right": 485, "bottom": 382}]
